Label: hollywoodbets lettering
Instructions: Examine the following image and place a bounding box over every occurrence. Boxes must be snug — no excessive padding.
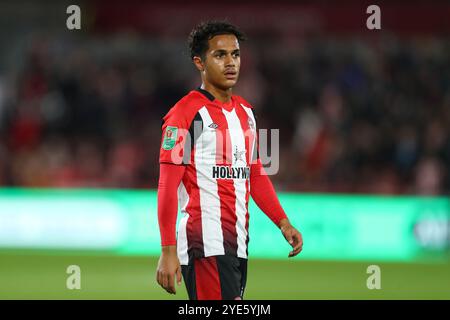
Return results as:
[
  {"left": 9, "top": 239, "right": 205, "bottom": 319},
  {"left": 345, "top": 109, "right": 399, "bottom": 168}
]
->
[{"left": 212, "top": 166, "right": 250, "bottom": 180}]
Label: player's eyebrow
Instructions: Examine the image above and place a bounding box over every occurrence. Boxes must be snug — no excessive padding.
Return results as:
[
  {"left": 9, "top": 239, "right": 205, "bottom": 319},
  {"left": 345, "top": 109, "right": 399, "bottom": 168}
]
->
[{"left": 212, "top": 49, "right": 240, "bottom": 55}]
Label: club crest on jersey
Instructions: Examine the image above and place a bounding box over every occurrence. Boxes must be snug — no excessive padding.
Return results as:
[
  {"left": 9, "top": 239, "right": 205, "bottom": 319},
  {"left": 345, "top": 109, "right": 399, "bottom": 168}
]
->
[
  {"left": 162, "top": 126, "right": 178, "bottom": 150},
  {"left": 234, "top": 146, "right": 247, "bottom": 165}
]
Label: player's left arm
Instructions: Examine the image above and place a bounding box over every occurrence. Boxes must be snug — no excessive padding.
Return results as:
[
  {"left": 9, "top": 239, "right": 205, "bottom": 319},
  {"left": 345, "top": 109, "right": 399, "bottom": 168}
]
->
[{"left": 250, "top": 159, "right": 303, "bottom": 257}]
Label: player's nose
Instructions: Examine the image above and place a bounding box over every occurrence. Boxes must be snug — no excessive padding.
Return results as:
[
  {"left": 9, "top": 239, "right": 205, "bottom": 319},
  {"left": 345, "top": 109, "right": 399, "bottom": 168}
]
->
[{"left": 224, "top": 54, "right": 235, "bottom": 67}]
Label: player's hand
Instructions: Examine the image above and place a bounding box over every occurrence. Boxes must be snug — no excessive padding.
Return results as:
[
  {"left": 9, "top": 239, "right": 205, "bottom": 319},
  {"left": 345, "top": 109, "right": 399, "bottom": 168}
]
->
[
  {"left": 156, "top": 245, "right": 182, "bottom": 294},
  {"left": 279, "top": 218, "right": 303, "bottom": 257}
]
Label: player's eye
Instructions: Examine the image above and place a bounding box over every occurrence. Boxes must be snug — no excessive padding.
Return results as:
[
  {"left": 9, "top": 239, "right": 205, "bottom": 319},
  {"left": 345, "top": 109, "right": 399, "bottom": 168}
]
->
[{"left": 233, "top": 52, "right": 240, "bottom": 58}]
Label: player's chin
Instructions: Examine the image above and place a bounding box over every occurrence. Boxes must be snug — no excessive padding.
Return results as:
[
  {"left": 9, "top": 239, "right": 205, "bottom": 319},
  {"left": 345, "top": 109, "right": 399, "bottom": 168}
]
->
[{"left": 221, "top": 78, "right": 238, "bottom": 89}]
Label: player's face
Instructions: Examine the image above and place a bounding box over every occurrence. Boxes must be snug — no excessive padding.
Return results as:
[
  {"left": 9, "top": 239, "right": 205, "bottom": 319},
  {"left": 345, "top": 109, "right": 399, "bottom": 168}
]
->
[{"left": 202, "top": 34, "right": 241, "bottom": 90}]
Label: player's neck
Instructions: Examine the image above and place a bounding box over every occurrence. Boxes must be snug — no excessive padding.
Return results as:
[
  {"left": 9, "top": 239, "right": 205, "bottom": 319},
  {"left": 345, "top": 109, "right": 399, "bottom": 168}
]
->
[{"left": 200, "top": 83, "right": 232, "bottom": 103}]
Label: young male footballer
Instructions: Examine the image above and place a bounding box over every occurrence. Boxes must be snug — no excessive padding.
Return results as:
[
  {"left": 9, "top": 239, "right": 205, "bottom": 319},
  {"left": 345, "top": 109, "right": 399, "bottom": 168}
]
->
[{"left": 156, "top": 21, "right": 303, "bottom": 300}]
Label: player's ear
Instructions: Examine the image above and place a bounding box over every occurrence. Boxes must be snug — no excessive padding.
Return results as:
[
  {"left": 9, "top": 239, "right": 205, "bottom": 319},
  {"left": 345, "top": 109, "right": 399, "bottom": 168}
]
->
[{"left": 193, "top": 56, "right": 205, "bottom": 72}]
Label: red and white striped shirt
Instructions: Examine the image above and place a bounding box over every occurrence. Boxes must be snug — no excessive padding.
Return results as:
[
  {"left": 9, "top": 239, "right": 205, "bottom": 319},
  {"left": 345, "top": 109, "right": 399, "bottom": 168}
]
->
[{"left": 159, "top": 88, "right": 258, "bottom": 264}]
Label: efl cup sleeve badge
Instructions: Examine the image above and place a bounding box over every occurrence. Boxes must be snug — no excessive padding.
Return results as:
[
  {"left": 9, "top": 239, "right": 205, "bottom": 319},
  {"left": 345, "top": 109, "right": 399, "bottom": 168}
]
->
[{"left": 162, "top": 126, "right": 178, "bottom": 150}]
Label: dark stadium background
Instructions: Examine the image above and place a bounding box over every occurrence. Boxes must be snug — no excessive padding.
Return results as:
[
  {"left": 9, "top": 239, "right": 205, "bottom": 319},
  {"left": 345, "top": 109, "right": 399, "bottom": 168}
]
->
[{"left": 0, "top": 0, "right": 449, "bottom": 299}]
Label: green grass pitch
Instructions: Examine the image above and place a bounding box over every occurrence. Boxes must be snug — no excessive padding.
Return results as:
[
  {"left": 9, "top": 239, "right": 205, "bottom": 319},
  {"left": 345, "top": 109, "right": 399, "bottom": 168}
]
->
[{"left": 0, "top": 251, "right": 449, "bottom": 299}]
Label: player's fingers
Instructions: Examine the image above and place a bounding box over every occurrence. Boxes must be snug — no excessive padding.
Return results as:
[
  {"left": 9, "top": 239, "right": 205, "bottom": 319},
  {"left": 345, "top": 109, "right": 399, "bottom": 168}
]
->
[
  {"left": 162, "top": 273, "right": 169, "bottom": 290},
  {"left": 291, "top": 246, "right": 303, "bottom": 257},
  {"left": 156, "top": 271, "right": 162, "bottom": 287},
  {"left": 167, "top": 274, "right": 176, "bottom": 294},
  {"left": 288, "top": 240, "right": 303, "bottom": 257},
  {"left": 176, "top": 267, "right": 182, "bottom": 285},
  {"left": 284, "top": 231, "right": 294, "bottom": 245},
  {"left": 292, "top": 235, "right": 303, "bottom": 251}
]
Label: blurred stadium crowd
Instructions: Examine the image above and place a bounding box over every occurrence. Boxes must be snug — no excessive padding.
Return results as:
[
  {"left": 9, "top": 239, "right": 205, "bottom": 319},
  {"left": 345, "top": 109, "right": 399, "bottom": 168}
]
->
[{"left": 0, "top": 31, "right": 448, "bottom": 195}]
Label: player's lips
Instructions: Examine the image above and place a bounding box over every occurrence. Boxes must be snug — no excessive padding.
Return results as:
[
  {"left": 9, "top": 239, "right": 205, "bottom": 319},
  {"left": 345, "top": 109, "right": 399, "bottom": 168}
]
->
[{"left": 224, "top": 70, "right": 238, "bottom": 79}]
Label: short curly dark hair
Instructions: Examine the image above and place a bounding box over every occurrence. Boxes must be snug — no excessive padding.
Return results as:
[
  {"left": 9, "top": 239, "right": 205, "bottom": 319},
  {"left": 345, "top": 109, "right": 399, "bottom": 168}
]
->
[{"left": 187, "top": 20, "right": 247, "bottom": 60}]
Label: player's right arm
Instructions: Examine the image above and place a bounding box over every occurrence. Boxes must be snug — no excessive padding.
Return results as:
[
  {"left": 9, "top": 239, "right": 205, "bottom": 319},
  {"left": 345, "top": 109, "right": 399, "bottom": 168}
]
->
[
  {"left": 156, "top": 163, "right": 185, "bottom": 294},
  {"left": 156, "top": 96, "right": 200, "bottom": 294}
]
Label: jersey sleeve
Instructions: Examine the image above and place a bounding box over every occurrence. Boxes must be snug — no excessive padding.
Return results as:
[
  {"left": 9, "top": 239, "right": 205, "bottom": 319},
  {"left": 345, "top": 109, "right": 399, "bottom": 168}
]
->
[
  {"left": 250, "top": 159, "right": 288, "bottom": 226},
  {"left": 159, "top": 100, "right": 198, "bottom": 165},
  {"left": 157, "top": 163, "right": 186, "bottom": 245}
]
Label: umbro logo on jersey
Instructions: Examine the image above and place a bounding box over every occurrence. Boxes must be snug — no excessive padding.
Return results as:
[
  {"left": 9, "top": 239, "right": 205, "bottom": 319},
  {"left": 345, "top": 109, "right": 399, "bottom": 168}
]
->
[
  {"left": 208, "top": 123, "right": 219, "bottom": 129},
  {"left": 248, "top": 118, "right": 255, "bottom": 130}
]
